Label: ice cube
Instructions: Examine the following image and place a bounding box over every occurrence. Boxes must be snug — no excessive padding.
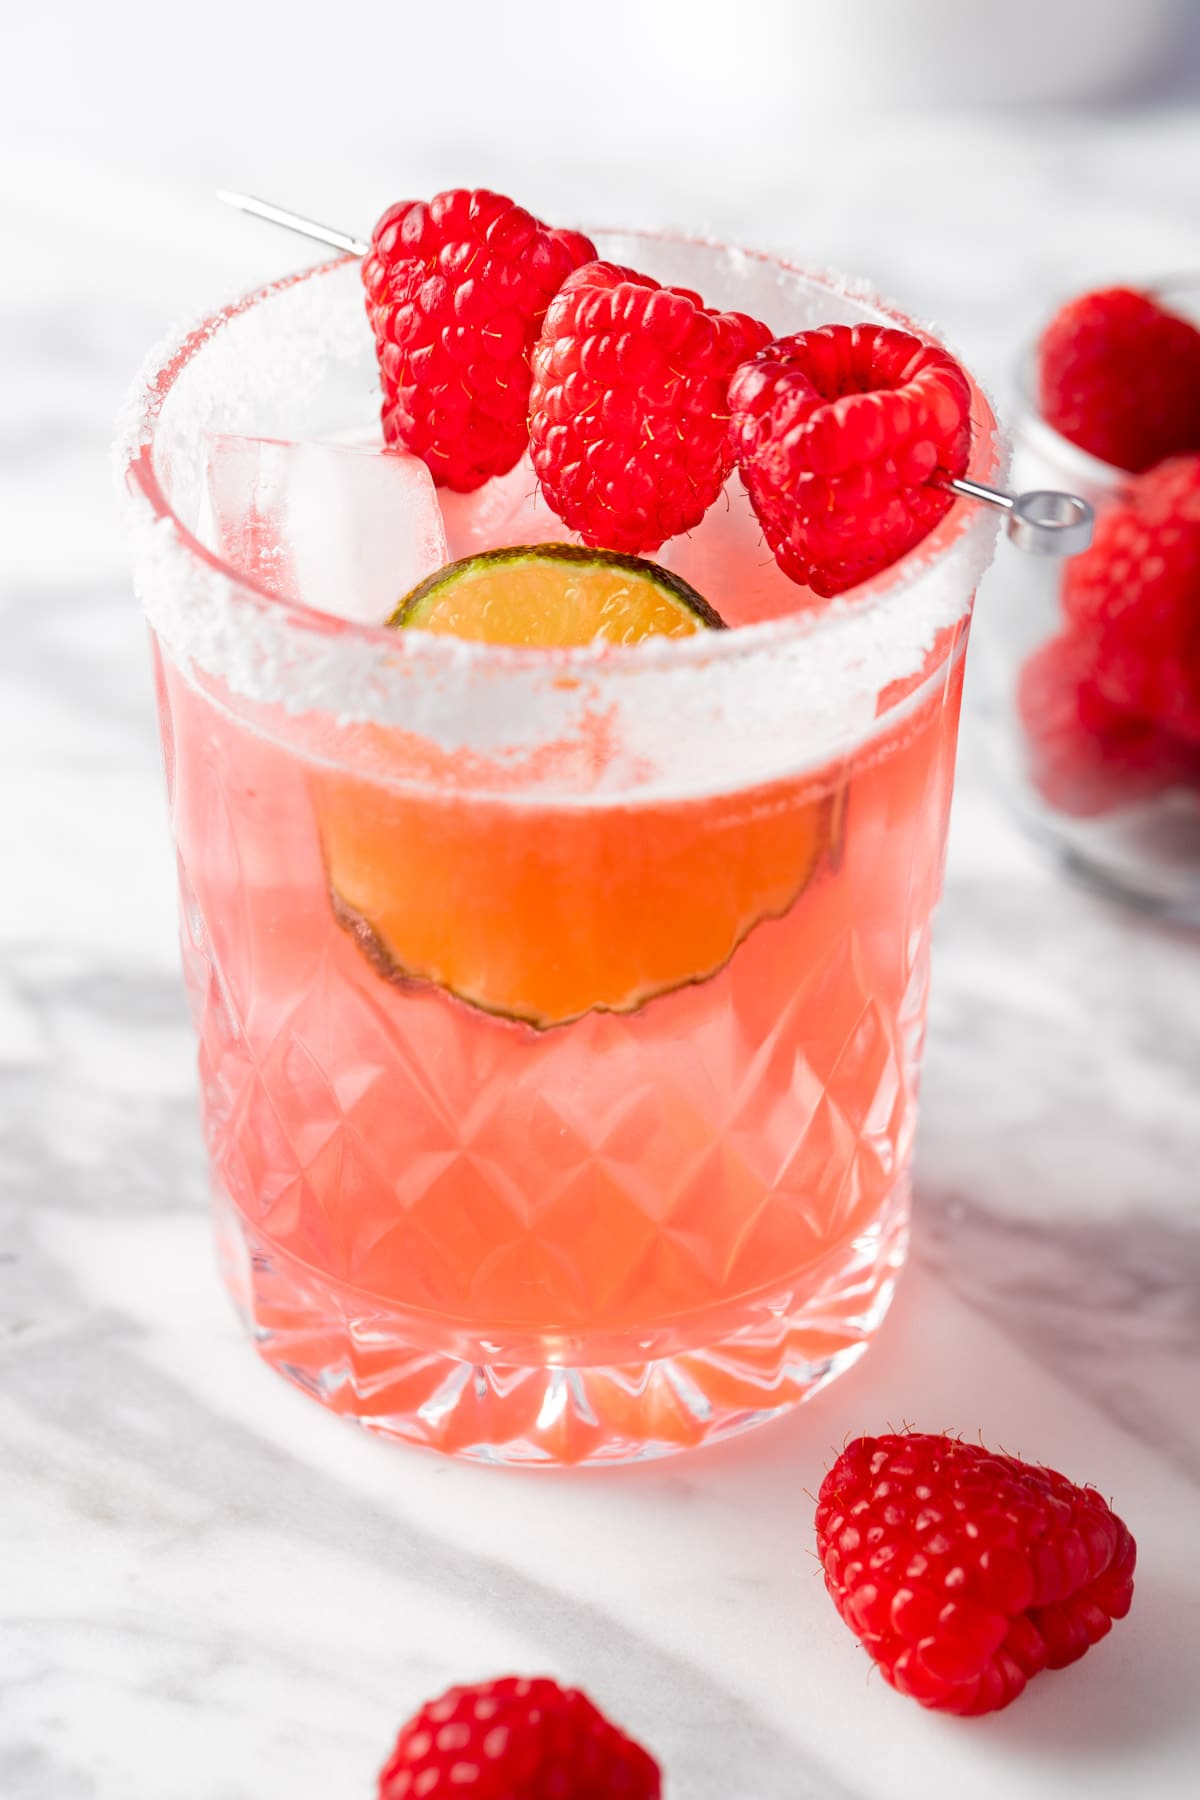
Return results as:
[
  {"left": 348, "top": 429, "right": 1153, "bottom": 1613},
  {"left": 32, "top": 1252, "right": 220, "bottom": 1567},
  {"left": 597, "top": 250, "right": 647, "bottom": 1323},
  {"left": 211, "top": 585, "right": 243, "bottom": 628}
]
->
[
  {"left": 202, "top": 434, "right": 448, "bottom": 625},
  {"left": 439, "top": 453, "right": 580, "bottom": 560},
  {"left": 658, "top": 479, "right": 815, "bottom": 626}
]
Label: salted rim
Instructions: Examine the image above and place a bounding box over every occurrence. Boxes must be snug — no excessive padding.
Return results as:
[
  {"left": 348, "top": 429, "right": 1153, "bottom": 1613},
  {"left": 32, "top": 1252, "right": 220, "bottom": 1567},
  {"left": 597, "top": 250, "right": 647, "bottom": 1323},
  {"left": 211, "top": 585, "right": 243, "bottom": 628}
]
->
[{"left": 117, "top": 226, "right": 1004, "bottom": 681}]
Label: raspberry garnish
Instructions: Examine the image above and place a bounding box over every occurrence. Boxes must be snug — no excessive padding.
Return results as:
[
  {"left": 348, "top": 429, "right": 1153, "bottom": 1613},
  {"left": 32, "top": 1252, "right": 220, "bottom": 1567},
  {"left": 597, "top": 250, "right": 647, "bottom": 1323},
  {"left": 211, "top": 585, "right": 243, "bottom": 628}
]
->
[
  {"left": 528, "top": 261, "right": 771, "bottom": 553},
  {"left": 1017, "top": 630, "right": 1196, "bottom": 817},
  {"left": 362, "top": 189, "right": 595, "bottom": 492},
  {"left": 730, "top": 324, "right": 973, "bottom": 597},
  {"left": 377, "top": 1675, "right": 661, "bottom": 1800},
  {"left": 1038, "top": 286, "right": 1200, "bottom": 474},
  {"left": 1061, "top": 452, "right": 1200, "bottom": 746},
  {"left": 815, "top": 1432, "right": 1136, "bottom": 1716}
]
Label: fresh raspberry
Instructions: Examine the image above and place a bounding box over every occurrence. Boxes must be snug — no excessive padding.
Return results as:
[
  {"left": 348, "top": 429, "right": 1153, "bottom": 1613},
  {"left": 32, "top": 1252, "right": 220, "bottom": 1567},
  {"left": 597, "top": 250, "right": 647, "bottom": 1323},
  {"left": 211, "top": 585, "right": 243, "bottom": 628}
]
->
[
  {"left": 377, "top": 1675, "right": 661, "bottom": 1800},
  {"left": 1061, "top": 453, "right": 1200, "bottom": 745},
  {"left": 730, "top": 325, "right": 972, "bottom": 598},
  {"left": 528, "top": 262, "right": 771, "bottom": 553},
  {"left": 1038, "top": 286, "right": 1200, "bottom": 473},
  {"left": 815, "top": 1433, "right": 1136, "bottom": 1716},
  {"left": 1017, "top": 630, "right": 1196, "bottom": 816},
  {"left": 362, "top": 190, "right": 595, "bottom": 492}
]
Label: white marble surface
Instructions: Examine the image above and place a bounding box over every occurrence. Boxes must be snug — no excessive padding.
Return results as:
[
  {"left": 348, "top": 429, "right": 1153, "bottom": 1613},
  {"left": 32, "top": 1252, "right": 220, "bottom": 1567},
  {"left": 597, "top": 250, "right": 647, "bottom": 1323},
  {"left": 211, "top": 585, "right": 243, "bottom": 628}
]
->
[{"left": 4, "top": 120, "right": 1200, "bottom": 1798}]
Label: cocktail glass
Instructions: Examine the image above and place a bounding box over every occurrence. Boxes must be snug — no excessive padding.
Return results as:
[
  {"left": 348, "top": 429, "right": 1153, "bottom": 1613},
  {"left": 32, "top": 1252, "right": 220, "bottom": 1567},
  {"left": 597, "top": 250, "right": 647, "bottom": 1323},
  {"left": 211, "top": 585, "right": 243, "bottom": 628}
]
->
[{"left": 119, "top": 233, "right": 1002, "bottom": 1464}]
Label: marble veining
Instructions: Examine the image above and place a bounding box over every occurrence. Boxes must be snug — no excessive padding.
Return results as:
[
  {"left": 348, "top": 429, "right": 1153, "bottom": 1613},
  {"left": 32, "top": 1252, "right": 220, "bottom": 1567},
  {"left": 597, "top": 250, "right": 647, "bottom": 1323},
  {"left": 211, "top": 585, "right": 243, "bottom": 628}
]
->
[{"left": 3, "top": 121, "right": 1200, "bottom": 1798}]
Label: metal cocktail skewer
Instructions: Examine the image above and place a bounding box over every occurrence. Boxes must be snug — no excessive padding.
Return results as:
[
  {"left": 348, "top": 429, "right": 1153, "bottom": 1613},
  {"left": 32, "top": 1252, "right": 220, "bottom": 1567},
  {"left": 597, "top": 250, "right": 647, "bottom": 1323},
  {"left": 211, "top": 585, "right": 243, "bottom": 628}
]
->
[
  {"left": 218, "top": 191, "right": 370, "bottom": 257},
  {"left": 946, "top": 475, "right": 1093, "bottom": 556},
  {"left": 217, "top": 189, "right": 1095, "bottom": 557}
]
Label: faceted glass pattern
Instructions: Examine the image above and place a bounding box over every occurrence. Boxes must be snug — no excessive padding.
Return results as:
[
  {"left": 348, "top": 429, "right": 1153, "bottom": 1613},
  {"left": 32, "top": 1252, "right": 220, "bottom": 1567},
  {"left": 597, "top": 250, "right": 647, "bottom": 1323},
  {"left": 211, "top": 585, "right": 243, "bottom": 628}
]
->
[{"left": 159, "top": 634, "right": 964, "bottom": 1462}]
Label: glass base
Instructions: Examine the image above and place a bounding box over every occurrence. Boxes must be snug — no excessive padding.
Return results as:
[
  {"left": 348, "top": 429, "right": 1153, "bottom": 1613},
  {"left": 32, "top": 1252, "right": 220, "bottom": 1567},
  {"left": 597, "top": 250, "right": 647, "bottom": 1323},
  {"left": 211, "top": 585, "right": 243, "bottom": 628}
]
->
[{"left": 214, "top": 1187, "right": 908, "bottom": 1466}]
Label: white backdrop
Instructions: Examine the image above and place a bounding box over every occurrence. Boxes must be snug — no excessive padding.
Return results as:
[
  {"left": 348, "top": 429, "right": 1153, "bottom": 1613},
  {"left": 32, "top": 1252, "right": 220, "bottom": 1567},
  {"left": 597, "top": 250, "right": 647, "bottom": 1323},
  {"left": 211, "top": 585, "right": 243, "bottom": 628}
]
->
[{"left": 6, "top": 0, "right": 1199, "bottom": 144}]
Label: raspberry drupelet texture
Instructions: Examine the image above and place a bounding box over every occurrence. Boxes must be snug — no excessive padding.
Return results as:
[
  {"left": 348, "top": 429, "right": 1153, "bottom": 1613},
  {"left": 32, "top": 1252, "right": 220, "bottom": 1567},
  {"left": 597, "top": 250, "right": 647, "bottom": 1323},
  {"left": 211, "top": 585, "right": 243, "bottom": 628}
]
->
[
  {"left": 528, "top": 261, "right": 771, "bottom": 553},
  {"left": 730, "top": 324, "right": 972, "bottom": 598},
  {"left": 377, "top": 1676, "right": 661, "bottom": 1800},
  {"left": 816, "top": 1433, "right": 1136, "bottom": 1716},
  {"left": 362, "top": 189, "right": 595, "bottom": 491},
  {"left": 1038, "top": 286, "right": 1200, "bottom": 474},
  {"left": 1061, "top": 452, "right": 1200, "bottom": 746}
]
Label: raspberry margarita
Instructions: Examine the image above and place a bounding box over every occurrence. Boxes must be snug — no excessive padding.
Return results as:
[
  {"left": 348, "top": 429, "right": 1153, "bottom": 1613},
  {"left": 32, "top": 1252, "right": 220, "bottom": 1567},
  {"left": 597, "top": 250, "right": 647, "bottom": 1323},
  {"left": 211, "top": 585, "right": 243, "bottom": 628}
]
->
[{"left": 122, "top": 193, "right": 1002, "bottom": 1463}]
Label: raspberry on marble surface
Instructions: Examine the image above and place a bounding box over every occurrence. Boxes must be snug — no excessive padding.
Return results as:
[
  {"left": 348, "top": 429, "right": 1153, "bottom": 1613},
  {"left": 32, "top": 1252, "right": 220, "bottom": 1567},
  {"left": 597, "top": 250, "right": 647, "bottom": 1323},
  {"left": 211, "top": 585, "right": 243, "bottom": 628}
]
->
[
  {"left": 377, "top": 1674, "right": 661, "bottom": 1799},
  {"left": 816, "top": 1431, "right": 1136, "bottom": 1715}
]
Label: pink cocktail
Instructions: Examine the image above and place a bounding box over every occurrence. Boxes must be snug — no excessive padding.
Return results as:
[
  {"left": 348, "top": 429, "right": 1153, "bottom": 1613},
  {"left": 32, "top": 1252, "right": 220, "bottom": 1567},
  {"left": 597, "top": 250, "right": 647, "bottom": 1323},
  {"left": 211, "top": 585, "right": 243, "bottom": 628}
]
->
[{"left": 122, "top": 232, "right": 1001, "bottom": 1463}]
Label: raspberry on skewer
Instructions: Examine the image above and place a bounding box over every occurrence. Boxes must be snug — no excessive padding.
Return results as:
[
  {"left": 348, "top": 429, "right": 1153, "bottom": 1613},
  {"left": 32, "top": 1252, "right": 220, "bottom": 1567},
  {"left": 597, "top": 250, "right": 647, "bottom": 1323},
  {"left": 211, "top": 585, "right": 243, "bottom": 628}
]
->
[
  {"left": 527, "top": 260, "right": 772, "bottom": 553},
  {"left": 361, "top": 191, "right": 596, "bottom": 491},
  {"left": 730, "top": 322, "right": 1091, "bottom": 596},
  {"left": 224, "top": 188, "right": 595, "bottom": 492},
  {"left": 218, "top": 192, "right": 1093, "bottom": 581}
]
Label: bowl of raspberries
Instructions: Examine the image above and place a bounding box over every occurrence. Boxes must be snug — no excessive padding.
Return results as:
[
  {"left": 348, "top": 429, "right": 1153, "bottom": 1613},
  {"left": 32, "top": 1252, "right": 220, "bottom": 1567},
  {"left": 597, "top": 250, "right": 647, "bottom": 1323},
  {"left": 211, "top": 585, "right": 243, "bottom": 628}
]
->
[{"left": 998, "top": 280, "right": 1200, "bottom": 921}]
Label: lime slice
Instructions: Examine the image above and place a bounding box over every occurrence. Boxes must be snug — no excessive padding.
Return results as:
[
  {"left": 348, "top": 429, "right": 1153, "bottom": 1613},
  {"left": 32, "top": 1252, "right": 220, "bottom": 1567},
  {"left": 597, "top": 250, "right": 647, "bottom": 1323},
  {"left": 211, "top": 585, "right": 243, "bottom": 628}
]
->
[
  {"left": 321, "top": 778, "right": 846, "bottom": 1029},
  {"left": 317, "top": 541, "right": 844, "bottom": 1028},
  {"left": 389, "top": 543, "right": 726, "bottom": 645}
]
